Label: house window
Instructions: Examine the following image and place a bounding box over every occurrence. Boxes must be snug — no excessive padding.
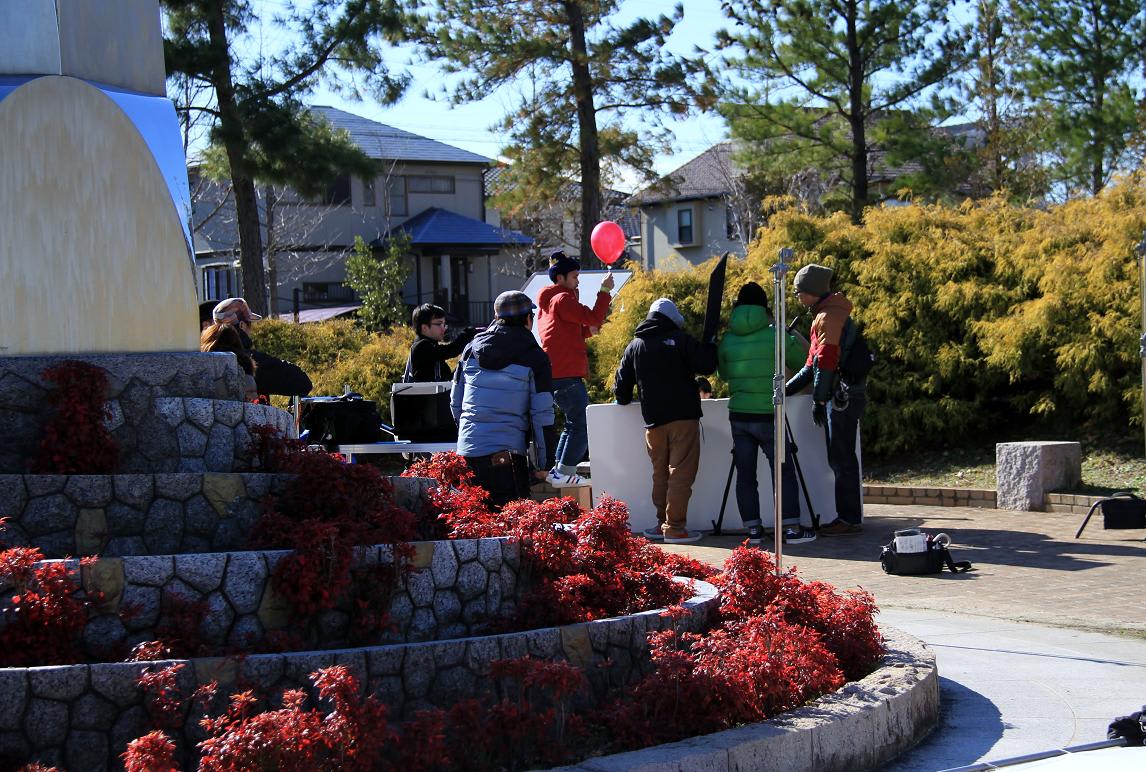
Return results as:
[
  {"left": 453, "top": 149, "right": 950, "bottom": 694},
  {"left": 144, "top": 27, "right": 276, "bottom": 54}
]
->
[
  {"left": 387, "top": 176, "right": 407, "bottom": 216},
  {"left": 676, "top": 207, "right": 694, "bottom": 245},
  {"left": 408, "top": 175, "right": 455, "bottom": 194},
  {"left": 202, "top": 264, "right": 241, "bottom": 301},
  {"left": 302, "top": 282, "right": 357, "bottom": 303},
  {"left": 319, "top": 174, "right": 351, "bottom": 207},
  {"left": 362, "top": 178, "right": 376, "bottom": 207}
]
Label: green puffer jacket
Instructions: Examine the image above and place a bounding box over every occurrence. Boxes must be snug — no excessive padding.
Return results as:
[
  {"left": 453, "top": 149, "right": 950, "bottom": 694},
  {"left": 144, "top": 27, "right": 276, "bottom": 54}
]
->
[{"left": 717, "top": 305, "right": 807, "bottom": 416}]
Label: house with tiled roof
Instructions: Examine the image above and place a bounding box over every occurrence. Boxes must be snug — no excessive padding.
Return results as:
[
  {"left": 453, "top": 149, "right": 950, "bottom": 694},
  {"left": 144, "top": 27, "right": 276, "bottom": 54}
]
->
[
  {"left": 628, "top": 141, "right": 746, "bottom": 268},
  {"left": 631, "top": 123, "right": 982, "bottom": 268},
  {"left": 192, "top": 106, "right": 532, "bottom": 323}
]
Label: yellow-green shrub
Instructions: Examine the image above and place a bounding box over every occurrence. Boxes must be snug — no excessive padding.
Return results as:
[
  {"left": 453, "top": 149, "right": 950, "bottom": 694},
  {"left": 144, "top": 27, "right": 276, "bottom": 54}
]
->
[
  {"left": 249, "top": 318, "right": 413, "bottom": 405},
  {"left": 312, "top": 328, "right": 415, "bottom": 404},
  {"left": 589, "top": 176, "right": 1146, "bottom": 457},
  {"left": 249, "top": 318, "right": 372, "bottom": 375}
]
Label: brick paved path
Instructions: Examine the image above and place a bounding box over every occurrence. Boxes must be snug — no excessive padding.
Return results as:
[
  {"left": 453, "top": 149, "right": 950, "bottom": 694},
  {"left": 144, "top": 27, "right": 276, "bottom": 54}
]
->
[{"left": 663, "top": 503, "right": 1146, "bottom": 636}]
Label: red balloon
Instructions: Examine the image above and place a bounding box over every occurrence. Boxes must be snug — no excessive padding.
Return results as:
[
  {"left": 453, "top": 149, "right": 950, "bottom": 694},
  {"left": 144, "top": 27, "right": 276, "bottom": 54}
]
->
[{"left": 590, "top": 221, "right": 626, "bottom": 265}]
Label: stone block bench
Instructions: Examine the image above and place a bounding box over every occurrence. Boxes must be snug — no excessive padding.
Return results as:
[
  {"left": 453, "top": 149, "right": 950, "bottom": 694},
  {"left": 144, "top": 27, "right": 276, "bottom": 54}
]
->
[{"left": 996, "top": 441, "right": 1081, "bottom": 511}]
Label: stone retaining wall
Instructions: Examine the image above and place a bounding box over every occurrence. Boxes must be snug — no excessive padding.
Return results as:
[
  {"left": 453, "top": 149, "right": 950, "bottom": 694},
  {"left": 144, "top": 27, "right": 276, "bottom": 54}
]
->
[
  {"left": 0, "top": 352, "right": 256, "bottom": 474},
  {"left": 0, "top": 579, "right": 718, "bottom": 771},
  {"left": 0, "top": 474, "right": 435, "bottom": 558},
  {"left": 1, "top": 537, "right": 522, "bottom": 659},
  {"left": 550, "top": 626, "right": 937, "bottom": 772},
  {"left": 863, "top": 485, "right": 997, "bottom": 508}
]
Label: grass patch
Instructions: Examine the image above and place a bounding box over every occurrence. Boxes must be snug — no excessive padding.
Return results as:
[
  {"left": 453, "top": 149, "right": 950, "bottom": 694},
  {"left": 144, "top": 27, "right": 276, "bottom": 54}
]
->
[{"left": 864, "top": 438, "right": 1146, "bottom": 495}]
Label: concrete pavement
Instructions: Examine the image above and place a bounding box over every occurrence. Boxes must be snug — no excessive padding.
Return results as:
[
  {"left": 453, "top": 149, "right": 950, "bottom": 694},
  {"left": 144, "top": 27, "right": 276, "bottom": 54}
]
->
[{"left": 659, "top": 502, "right": 1146, "bottom": 769}]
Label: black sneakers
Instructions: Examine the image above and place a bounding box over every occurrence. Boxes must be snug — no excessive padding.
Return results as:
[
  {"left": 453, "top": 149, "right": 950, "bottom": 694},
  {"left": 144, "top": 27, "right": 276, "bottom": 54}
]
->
[{"left": 783, "top": 526, "right": 818, "bottom": 544}]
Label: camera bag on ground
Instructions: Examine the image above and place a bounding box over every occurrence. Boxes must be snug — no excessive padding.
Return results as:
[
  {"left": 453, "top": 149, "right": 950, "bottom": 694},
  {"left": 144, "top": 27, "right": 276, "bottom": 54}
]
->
[
  {"left": 879, "top": 529, "right": 972, "bottom": 575},
  {"left": 300, "top": 394, "right": 382, "bottom": 449}
]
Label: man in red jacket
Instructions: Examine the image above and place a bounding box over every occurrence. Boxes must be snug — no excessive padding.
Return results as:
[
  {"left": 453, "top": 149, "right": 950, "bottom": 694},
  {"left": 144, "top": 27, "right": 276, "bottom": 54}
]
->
[{"left": 536, "top": 252, "right": 614, "bottom": 487}]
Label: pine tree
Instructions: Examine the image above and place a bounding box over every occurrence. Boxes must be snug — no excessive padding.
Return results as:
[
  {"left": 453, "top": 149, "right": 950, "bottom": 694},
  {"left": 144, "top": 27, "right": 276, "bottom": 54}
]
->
[
  {"left": 420, "top": 1, "right": 714, "bottom": 260},
  {"left": 162, "top": 0, "right": 411, "bottom": 315},
  {"left": 717, "top": 0, "right": 968, "bottom": 223},
  {"left": 1013, "top": 0, "right": 1145, "bottom": 196}
]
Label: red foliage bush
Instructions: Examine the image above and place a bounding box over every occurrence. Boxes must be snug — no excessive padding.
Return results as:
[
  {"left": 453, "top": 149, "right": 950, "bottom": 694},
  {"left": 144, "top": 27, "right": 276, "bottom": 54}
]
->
[
  {"left": 249, "top": 431, "right": 416, "bottom": 627},
  {"left": 404, "top": 453, "right": 696, "bottom": 628},
  {"left": 714, "top": 546, "right": 884, "bottom": 680},
  {"left": 603, "top": 607, "right": 845, "bottom": 749},
  {"left": 30, "top": 360, "right": 119, "bottom": 474},
  {"left": 0, "top": 548, "right": 92, "bottom": 666},
  {"left": 122, "top": 730, "right": 180, "bottom": 772},
  {"left": 195, "top": 665, "right": 393, "bottom": 771},
  {"left": 138, "top": 663, "right": 187, "bottom": 730}
]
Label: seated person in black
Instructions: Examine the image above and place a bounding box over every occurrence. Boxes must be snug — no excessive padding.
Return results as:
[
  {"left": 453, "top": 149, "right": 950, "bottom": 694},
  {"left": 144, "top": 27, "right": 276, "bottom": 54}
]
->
[
  {"left": 403, "top": 303, "right": 479, "bottom": 383},
  {"left": 211, "top": 298, "right": 313, "bottom": 398}
]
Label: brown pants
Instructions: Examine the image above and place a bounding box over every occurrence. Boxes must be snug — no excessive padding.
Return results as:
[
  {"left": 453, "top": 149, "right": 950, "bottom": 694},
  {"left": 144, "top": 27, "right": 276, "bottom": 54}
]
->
[{"left": 644, "top": 419, "right": 701, "bottom": 533}]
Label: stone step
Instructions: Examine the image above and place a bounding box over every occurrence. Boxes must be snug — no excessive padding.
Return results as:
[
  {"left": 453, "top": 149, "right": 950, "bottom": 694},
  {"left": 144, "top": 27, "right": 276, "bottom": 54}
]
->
[
  {"left": 1, "top": 352, "right": 264, "bottom": 473},
  {"left": 0, "top": 537, "right": 523, "bottom": 659},
  {"left": 0, "top": 474, "right": 435, "bottom": 558}
]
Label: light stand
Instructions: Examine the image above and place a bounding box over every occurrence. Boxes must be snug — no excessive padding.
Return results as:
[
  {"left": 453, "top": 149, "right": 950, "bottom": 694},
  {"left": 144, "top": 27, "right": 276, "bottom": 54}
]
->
[
  {"left": 1138, "top": 232, "right": 1146, "bottom": 457},
  {"left": 770, "top": 247, "right": 793, "bottom": 575}
]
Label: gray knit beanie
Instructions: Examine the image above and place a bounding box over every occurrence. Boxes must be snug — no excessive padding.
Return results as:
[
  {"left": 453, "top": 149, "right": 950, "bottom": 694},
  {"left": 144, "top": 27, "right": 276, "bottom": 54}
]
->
[
  {"left": 648, "top": 298, "right": 685, "bottom": 328},
  {"left": 793, "top": 264, "right": 833, "bottom": 296}
]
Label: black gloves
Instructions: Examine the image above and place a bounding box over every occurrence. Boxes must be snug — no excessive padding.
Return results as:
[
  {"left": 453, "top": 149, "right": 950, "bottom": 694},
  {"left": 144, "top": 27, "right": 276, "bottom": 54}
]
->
[{"left": 812, "top": 402, "right": 828, "bottom": 428}]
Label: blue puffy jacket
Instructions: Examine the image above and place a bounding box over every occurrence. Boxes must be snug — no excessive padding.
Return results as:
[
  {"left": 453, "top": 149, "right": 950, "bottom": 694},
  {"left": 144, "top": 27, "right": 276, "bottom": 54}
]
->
[{"left": 451, "top": 323, "right": 554, "bottom": 459}]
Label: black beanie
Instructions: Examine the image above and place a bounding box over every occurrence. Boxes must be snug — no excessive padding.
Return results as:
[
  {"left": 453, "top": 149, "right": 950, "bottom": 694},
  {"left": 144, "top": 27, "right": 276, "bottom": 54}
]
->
[
  {"left": 548, "top": 251, "right": 581, "bottom": 282},
  {"left": 735, "top": 282, "right": 769, "bottom": 308}
]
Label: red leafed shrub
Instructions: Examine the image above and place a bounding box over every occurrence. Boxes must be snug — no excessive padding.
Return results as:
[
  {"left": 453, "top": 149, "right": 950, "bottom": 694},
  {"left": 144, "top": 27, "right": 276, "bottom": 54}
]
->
[
  {"left": 403, "top": 452, "right": 491, "bottom": 539},
  {"left": 250, "top": 431, "right": 416, "bottom": 626},
  {"left": 196, "top": 665, "right": 393, "bottom": 771},
  {"left": 138, "top": 663, "right": 187, "bottom": 730},
  {"left": 499, "top": 495, "right": 693, "bottom": 628},
  {"left": 122, "top": 730, "right": 180, "bottom": 772},
  {"left": 714, "top": 545, "right": 884, "bottom": 680},
  {"left": 404, "top": 453, "right": 696, "bottom": 628},
  {"left": 602, "top": 607, "right": 845, "bottom": 750},
  {"left": 244, "top": 423, "right": 308, "bottom": 472},
  {"left": 0, "top": 548, "right": 92, "bottom": 666},
  {"left": 437, "top": 657, "right": 588, "bottom": 770},
  {"left": 30, "top": 360, "right": 119, "bottom": 474}
]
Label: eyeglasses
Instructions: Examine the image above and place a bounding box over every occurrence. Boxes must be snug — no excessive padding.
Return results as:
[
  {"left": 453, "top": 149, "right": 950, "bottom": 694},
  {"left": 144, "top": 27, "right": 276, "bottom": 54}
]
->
[{"left": 430, "top": 321, "right": 447, "bottom": 327}]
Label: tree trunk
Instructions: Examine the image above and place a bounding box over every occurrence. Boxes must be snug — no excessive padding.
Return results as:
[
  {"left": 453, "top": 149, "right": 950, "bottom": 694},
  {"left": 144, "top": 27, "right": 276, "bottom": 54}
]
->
[
  {"left": 206, "top": 3, "right": 268, "bottom": 315},
  {"left": 265, "top": 185, "right": 279, "bottom": 316},
  {"left": 845, "top": 0, "right": 867, "bottom": 225},
  {"left": 565, "top": 1, "right": 602, "bottom": 263}
]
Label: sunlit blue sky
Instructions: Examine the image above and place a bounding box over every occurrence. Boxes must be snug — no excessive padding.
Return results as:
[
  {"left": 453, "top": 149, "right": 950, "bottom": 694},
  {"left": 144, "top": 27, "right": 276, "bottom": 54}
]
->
[{"left": 304, "top": 0, "right": 731, "bottom": 186}]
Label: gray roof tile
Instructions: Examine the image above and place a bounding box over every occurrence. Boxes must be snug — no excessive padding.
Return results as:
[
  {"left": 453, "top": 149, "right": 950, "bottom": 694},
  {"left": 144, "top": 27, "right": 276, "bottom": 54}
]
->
[{"left": 309, "top": 106, "right": 492, "bottom": 166}]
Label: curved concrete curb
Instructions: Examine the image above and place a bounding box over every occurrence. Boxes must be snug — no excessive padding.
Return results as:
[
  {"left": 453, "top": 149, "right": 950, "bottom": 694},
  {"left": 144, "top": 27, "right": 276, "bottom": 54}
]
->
[{"left": 551, "top": 626, "right": 937, "bottom": 772}]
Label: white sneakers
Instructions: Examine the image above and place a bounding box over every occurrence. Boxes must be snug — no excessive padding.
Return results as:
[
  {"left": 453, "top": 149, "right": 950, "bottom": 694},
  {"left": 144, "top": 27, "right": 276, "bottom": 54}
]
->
[{"left": 546, "top": 468, "right": 589, "bottom": 488}]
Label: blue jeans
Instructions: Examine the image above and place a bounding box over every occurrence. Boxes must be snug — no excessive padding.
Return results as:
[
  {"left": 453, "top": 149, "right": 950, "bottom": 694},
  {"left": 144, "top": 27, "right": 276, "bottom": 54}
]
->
[
  {"left": 827, "top": 395, "right": 866, "bottom": 524},
  {"left": 552, "top": 377, "right": 589, "bottom": 474},
  {"left": 730, "top": 418, "right": 800, "bottom": 528}
]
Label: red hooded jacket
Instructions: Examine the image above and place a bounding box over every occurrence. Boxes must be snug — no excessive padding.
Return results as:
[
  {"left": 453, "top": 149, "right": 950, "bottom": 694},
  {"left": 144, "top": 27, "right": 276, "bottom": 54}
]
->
[{"left": 537, "top": 283, "right": 611, "bottom": 379}]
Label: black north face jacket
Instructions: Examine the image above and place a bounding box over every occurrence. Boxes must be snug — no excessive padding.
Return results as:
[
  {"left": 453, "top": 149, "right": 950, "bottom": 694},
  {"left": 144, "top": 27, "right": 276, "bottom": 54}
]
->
[{"left": 613, "top": 313, "right": 717, "bottom": 428}]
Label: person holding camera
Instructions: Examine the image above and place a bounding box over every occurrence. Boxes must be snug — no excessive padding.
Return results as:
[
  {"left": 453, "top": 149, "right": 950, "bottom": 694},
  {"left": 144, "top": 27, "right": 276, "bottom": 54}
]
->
[
  {"left": 784, "top": 264, "right": 864, "bottom": 535},
  {"left": 451, "top": 291, "right": 555, "bottom": 507},
  {"left": 404, "top": 303, "right": 479, "bottom": 383}
]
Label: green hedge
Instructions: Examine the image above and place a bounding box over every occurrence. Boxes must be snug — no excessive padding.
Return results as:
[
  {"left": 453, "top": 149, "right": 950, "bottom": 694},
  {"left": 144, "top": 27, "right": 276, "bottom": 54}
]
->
[{"left": 591, "top": 177, "right": 1146, "bottom": 456}]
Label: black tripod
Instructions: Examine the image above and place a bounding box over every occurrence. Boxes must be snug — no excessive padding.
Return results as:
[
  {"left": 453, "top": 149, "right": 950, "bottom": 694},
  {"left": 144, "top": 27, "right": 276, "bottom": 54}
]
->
[{"left": 711, "top": 416, "right": 821, "bottom": 535}]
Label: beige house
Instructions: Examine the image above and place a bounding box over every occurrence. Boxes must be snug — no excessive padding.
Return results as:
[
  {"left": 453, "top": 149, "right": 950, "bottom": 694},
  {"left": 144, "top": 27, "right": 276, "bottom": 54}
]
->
[{"left": 628, "top": 142, "right": 748, "bottom": 269}]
